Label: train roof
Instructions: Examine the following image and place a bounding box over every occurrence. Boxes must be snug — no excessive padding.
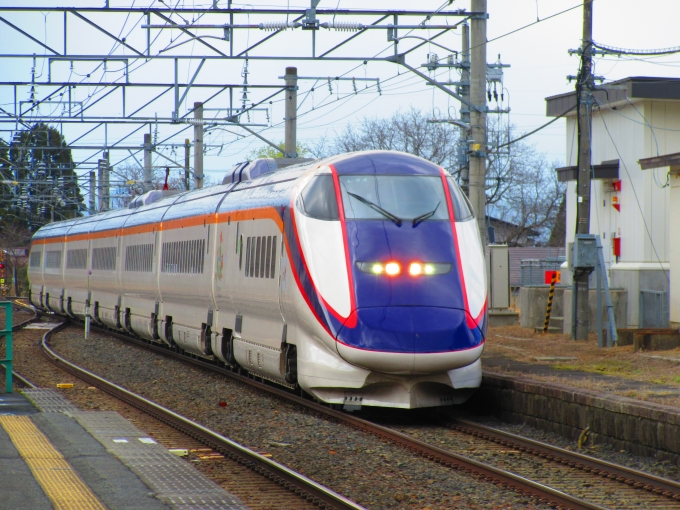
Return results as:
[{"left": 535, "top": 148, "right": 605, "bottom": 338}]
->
[{"left": 32, "top": 150, "right": 444, "bottom": 241}]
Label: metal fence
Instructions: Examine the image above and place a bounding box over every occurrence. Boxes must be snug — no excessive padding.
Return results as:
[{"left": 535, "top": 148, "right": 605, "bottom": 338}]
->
[
  {"left": 639, "top": 289, "right": 669, "bottom": 328},
  {"left": 520, "top": 257, "right": 566, "bottom": 286}
]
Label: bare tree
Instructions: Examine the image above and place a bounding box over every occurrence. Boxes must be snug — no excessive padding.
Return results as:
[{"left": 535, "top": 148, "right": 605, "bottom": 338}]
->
[
  {"left": 490, "top": 154, "right": 565, "bottom": 246},
  {"left": 305, "top": 110, "right": 565, "bottom": 246},
  {"left": 109, "top": 163, "right": 215, "bottom": 209},
  {"left": 312, "top": 108, "right": 460, "bottom": 168}
]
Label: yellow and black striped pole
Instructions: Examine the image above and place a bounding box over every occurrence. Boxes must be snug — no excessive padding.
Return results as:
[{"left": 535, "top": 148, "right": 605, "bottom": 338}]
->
[{"left": 542, "top": 272, "right": 558, "bottom": 334}]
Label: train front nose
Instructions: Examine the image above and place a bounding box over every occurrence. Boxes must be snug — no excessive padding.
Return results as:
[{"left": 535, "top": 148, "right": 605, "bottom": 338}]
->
[
  {"left": 334, "top": 214, "right": 485, "bottom": 375},
  {"left": 336, "top": 306, "right": 483, "bottom": 374}
]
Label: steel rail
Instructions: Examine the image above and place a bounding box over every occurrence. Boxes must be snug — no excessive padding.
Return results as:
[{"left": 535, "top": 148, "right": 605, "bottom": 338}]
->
[
  {"left": 451, "top": 418, "right": 680, "bottom": 500},
  {"left": 81, "top": 323, "right": 601, "bottom": 510},
  {"left": 38, "top": 321, "right": 363, "bottom": 510}
]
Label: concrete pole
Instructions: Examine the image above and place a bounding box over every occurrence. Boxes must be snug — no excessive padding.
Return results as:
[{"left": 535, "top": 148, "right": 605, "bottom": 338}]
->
[
  {"left": 460, "top": 22, "right": 471, "bottom": 188},
  {"left": 469, "top": 0, "right": 487, "bottom": 246},
  {"left": 574, "top": 0, "right": 594, "bottom": 340},
  {"left": 184, "top": 138, "right": 191, "bottom": 191},
  {"left": 88, "top": 171, "right": 96, "bottom": 215},
  {"left": 143, "top": 133, "right": 153, "bottom": 192},
  {"left": 193, "top": 102, "right": 204, "bottom": 189},
  {"left": 284, "top": 67, "right": 298, "bottom": 158},
  {"left": 97, "top": 159, "right": 105, "bottom": 212},
  {"left": 102, "top": 151, "right": 110, "bottom": 211}
]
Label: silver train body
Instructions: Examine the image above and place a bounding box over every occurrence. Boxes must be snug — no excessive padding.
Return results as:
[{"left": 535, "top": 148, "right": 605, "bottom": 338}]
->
[{"left": 28, "top": 151, "right": 487, "bottom": 409}]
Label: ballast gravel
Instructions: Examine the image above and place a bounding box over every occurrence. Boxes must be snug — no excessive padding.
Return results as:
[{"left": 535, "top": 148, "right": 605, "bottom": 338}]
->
[{"left": 46, "top": 326, "right": 550, "bottom": 510}]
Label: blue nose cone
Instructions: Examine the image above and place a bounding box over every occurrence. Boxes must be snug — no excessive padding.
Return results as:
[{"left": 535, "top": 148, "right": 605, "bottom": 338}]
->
[
  {"left": 337, "top": 306, "right": 484, "bottom": 354},
  {"left": 346, "top": 220, "right": 467, "bottom": 310}
]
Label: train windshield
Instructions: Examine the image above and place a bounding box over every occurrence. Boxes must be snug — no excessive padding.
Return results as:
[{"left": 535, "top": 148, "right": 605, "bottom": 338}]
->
[{"left": 339, "top": 175, "right": 449, "bottom": 223}]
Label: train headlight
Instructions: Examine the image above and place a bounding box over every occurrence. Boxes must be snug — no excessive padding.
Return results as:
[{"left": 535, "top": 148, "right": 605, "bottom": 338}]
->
[
  {"left": 357, "top": 261, "right": 451, "bottom": 276},
  {"left": 385, "top": 262, "right": 401, "bottom": 276},
  {"left": 409, "top": 262, "right": 423, "bottom": 276}
]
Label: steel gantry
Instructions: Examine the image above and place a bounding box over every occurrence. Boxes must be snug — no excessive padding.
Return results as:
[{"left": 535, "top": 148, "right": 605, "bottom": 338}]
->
[{"left": 0, "top": 1, "right": 493, "bottom": 235}]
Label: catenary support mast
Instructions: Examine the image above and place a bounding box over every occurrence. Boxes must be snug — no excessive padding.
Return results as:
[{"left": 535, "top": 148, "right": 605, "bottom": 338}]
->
[{"left": 469, "top": 0, "right": 488, "bottom": 245}]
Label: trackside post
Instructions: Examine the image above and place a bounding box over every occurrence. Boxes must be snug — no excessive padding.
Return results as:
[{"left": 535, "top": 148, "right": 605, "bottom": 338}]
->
[{"left": 0, "top": 301, "right": 12, "bottom": 392}]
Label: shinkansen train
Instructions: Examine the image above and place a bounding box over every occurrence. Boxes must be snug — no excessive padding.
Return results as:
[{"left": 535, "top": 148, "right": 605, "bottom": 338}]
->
[{"left": 28, "top": 150, "right": 487, "bottom": 409}]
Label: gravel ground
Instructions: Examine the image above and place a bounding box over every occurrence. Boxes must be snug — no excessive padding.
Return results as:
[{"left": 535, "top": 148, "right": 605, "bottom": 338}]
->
[
  {"left": 43, "top": 325, "right": 550, "bottom": 510},
  {"left": 463, "top": 414, "right": 680, "bottom": 482},
  {"left": 366, "top": 409, "right": 680, "bottom": 508},
  {"left": 366, "top": 406, "right": 680, "bottom": 484}
]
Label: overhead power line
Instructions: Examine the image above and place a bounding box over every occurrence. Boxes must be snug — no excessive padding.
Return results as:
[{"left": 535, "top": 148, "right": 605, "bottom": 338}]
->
[
  {"left": 593, "top": 41, "right": 680, "bottom": 56},
  {"left": 497, "top": 105, "right": 576, "bottom": 149}
]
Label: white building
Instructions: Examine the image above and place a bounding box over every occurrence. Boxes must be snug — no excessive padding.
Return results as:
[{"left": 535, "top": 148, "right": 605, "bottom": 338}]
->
[{"left": 546, "top": 77, "right": 680, "bottom": 329}]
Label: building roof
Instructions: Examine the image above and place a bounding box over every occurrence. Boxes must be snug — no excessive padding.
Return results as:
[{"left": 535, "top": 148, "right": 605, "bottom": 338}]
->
[
  {"left": 545, "top": 77, "right": 680, "bottom": 117},
  {"left": 638, "top": 152, "right": 680, "bottom": 170}
]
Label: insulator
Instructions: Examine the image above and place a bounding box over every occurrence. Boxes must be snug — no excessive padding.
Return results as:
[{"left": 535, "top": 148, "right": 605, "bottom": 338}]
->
[
  {"left": 258, "top": 21, "right": 298, "bottom": 31},
  {"left": 322, "top": 21, "right": 363, "bottom": 32}
]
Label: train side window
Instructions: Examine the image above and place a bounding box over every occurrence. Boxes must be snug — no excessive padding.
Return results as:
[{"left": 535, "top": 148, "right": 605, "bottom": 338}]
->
[
  {"left": 259, "top": 237, "right": 266, "bottom": 278},
  {"left": 270, "top": 237, "right": 277, "bottom": 279},
  {"left": 29, "top": 250, "right": 42, "bottom": 268},
  {"left": 265, "top": 236, "right": 272, "bottom": 278},
  {"left": 247, "top": 237, "right": 255, "bottom": 276},
  {"left": 255, "top": 237, "right": 261, "bottom": 278},
  {"left": 239, "top": 235, "right": 244, "bottom": 271},
  {"left": 447, "top": 177, "right": 475, "bottom": 222},
  {"left": 246, "top": 237, "right": 250, "bottom": 276},
  {"left": 300, "top": 175, "right": 339, "bottom": 221}
]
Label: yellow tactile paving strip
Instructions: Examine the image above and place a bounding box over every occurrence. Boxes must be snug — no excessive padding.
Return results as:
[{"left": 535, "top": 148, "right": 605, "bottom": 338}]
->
[{"left": 0, "top": 416, "right": 106, "bottom": 510}]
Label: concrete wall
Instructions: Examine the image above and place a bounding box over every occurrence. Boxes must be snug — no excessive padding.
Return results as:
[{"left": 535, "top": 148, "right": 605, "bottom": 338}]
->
[
  {"left": 518, "top": 287, "right": 566, "bottom": 329},
  {"left": 562, "top": 288, "right": 627, "bottom": 334},
  {"left": 518, "top": 286, "right": 627, "bottom": 332},
  {"left": 610, "top": 266, "right": 669, "bottom": 328}
]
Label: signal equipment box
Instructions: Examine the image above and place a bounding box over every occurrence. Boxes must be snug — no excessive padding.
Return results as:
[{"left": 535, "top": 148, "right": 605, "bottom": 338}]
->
[{"left": 572, "top": 234, "right": 599, "bottom": 270}]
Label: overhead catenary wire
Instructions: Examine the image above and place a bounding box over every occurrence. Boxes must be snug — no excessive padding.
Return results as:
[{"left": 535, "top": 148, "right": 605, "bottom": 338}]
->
[{"left": 593, "top": 41, "right": 680, "bottom": 57}]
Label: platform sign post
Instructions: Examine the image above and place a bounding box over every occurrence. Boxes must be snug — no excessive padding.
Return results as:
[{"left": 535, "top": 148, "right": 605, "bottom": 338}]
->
[{"left": 0, "top": 301, "right": 12, "bottom": 393}]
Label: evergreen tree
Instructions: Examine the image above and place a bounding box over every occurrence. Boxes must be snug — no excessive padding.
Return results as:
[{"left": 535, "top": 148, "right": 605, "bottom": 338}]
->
[{"left": 1, "top": 123, "right": 83, "bottom": 230}]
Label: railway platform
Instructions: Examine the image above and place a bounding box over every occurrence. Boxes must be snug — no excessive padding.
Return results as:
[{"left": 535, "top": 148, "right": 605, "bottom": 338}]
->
[{"left": 0, "top": 389, "right": 247, "bottom": 510}]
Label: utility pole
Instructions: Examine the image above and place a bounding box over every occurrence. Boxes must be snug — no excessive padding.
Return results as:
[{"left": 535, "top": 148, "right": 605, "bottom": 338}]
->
[
  {"left": 469, "top": 0, "right": 488, "bottom": 246},
  {"left": 460, "top": 22, "right": 471, "bottom": 188},
  {"left": 284, "top": 67, "right": 298, "bottom": 158},
  {"left": 88, "top": 171, "right": 96, "bottom": 215},
  {"left": 97, "top": 155, "right": 109, "bottom": 212},
  {"left": 573, "top": 0, "right": 594, "bottom": 340},
  {"left": 184, "top": 138, "right": 191, "bottom": 191},
  {"left": 143, "top": 133, "right": 153, "bottom": 192},
  {"left": 193, "top": 102, "right": 204, "bottom": 189},
  {"left": 103, "top": 151, "right": 110, "bottom": 211}
]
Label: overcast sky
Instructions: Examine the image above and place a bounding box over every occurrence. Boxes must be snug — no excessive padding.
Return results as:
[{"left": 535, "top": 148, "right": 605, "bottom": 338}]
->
[{"left": 1, "top": 0, "right": 679, "bottom": 182}]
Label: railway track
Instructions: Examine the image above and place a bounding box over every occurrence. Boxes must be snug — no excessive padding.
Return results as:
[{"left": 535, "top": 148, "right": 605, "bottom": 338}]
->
[
  {"left": 10, "top": 316, "right": 363, "bottom": 510},
  {"left": 43, "top": 319, "right": 680, "bottom": 510}
]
